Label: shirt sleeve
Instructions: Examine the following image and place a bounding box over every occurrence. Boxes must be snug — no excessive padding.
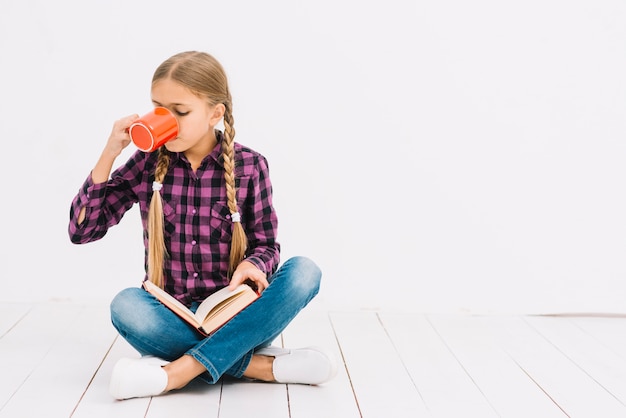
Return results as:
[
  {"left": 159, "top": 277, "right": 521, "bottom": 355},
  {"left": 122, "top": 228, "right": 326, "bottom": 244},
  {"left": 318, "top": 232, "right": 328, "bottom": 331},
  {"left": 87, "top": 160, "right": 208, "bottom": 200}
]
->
[
  {"left": 68, "top": 152, "right": 145, "bottom": 244},
  {"left": 241, "top": 153, "right": 281, "bottom": 275}
]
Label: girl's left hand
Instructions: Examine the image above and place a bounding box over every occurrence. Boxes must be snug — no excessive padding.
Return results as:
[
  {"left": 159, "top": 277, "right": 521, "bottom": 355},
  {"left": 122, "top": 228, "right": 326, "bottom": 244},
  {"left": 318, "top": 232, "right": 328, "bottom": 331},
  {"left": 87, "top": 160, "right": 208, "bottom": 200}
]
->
[{"left": 229, "top": 260, "right": 269, "bottom": 293}]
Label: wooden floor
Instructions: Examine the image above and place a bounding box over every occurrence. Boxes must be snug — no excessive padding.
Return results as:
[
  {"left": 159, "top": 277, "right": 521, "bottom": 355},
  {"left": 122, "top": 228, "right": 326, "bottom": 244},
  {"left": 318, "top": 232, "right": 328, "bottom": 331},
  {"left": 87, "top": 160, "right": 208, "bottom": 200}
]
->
[{"left": 1, "top": 302, "right": 626, "bottom": 417}]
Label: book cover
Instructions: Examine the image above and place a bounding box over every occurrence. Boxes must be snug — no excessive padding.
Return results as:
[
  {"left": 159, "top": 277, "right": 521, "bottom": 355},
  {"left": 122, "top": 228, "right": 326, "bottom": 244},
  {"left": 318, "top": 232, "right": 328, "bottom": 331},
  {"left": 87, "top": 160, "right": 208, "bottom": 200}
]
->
[{"left": 143, "top": 280, "right": 259, "bottom": 336}]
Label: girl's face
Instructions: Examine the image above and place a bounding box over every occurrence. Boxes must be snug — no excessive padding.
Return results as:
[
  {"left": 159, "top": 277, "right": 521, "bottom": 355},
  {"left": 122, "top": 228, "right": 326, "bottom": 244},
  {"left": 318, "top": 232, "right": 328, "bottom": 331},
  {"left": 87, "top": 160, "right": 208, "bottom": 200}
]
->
[{"left": 151, "top": 78, "right": 224, "bottom": 156}]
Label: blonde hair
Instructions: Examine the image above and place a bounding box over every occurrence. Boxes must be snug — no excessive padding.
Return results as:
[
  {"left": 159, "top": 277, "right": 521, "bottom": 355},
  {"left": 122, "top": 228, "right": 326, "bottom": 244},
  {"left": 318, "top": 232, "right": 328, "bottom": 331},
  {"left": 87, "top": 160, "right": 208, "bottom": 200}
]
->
[{"left": 147, "top": 51, "right": 247, "bottom": 288}]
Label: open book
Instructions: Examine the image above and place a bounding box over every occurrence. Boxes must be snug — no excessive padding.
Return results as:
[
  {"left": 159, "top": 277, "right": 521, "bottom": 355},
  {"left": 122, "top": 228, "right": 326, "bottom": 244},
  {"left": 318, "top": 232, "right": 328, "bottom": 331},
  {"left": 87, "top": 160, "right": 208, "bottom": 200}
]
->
[{"left": 143, "top": 280, "right": 260, "bottom": 336}]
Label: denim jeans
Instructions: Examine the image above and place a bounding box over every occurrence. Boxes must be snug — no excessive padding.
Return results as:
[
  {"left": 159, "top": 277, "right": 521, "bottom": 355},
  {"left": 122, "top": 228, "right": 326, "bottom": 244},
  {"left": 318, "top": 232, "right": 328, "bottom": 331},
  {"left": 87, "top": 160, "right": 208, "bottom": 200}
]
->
[{"left": 110, "top": 256, "right": 321, "bottom": 384}]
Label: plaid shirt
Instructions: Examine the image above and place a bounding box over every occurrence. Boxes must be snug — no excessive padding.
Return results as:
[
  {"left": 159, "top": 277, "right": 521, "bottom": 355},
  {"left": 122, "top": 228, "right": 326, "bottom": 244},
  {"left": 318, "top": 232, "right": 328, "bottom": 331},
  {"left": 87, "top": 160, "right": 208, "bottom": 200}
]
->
[{"left": 68, "top": 132, "right": 280, "bottom": 306}]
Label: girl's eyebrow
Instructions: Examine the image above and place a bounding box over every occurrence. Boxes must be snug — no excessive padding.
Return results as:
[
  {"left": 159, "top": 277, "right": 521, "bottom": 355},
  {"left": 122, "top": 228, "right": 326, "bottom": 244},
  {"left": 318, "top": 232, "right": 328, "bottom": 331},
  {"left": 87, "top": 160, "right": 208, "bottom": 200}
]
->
[{"left": 152, "top": 100, "right": 186, "bottom": 106}]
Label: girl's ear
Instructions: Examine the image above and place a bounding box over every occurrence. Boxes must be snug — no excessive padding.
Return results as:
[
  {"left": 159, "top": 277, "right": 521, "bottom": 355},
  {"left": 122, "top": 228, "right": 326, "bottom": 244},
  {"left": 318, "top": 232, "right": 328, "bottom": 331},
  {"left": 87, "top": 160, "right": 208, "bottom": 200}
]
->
[{"left": 210, "top": 103, "right": 226, "bottom": 126}]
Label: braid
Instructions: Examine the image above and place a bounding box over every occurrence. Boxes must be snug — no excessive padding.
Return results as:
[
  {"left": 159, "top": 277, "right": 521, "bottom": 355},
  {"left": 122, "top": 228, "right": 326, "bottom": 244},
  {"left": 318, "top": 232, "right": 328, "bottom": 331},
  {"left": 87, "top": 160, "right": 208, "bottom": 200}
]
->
[
  {"left": 151, "top": 51, "right": 247, "bottom": 279},
  {"left": 223, "top": 106, "right": 248, "bottom": 277},
  {"left": 147, "top": 147, "right": 171, "bottom": 288}
]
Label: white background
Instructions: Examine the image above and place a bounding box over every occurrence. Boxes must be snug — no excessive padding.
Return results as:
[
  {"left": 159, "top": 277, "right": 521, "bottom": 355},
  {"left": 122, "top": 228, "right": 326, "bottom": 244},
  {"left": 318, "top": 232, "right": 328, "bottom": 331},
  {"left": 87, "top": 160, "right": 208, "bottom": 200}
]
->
[{"left": 1, "top": 0, "right": 624, "bottom": 314}]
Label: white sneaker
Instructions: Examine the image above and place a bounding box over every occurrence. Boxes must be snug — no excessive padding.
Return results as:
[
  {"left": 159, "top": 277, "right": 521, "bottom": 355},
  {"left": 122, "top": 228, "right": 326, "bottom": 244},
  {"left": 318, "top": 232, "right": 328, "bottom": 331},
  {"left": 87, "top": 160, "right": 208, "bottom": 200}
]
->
[
  {"left": 109, "top": 356, "right": 169, "bottom": 400},
  {"left": 255, "top": 346, "right": 338, "bottom": 385}
]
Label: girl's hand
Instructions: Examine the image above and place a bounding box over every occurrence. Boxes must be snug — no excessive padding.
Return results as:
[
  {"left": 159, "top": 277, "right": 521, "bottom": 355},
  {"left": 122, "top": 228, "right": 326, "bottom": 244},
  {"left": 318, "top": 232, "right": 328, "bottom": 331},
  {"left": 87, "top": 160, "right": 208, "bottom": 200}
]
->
[
  {"left": 90, "top": 114, "right": 140, "bottom": 184},
  {"left": 104, "top": 114, "right": 139, "bottom": 158},
  {"left": 229, "top": 260, "right": 270, "bottom": 294}
]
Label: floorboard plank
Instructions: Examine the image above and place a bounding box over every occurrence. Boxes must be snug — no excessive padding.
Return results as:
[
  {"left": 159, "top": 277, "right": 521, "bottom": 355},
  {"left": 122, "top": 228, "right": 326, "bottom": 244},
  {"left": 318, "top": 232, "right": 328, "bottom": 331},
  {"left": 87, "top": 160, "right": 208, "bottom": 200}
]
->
[
  {"left": 380, "top": 313, "right": 497, "bottom": 417},
  {"left": 525, "top": 316, "right": 626, "bottom": 406},
  {"left": 281, "top": 308, "right": 361, "bottom": 418},
  {"left": 146, "top": 378, "right": 221, "bottom": 418},
  {"left": 0, "top": 302, "right": 84, "bottom": 415},
  {"left": 569, "top": 317, "right": 626, "bottom": 363},
  {"left": 331, "top": 311, "right": 430, "bottom": 417},
  {"left": 0, "top": 303, "right": 31, "bottom": 338},
  {"left": 426, "top": 314, "right": 566, "bottom": 417},
  {"left": 478, "top": 315, "right": 626, "bottom": 417},
  {"left": 218, "top": 378, "right": 289, "bottom": 418},
  {"left": 0, "top": 304, "right": 117, "bottom": 418},
  {"left": 3, "top": 302, "right": 626, "bottom": 418},
  {"left": 71, "top": 336, "right": 151, "bottom": 418}
]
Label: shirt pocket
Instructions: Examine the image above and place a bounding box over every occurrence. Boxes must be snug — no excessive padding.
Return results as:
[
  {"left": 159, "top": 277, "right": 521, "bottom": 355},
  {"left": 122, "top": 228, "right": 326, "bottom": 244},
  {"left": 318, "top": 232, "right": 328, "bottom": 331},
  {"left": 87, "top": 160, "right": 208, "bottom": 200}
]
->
[
  {"left": 162, "top": 198, "right": 178, "bottom": 236},
  {"left": 208, "top": 201, "right": 233, "bottom": 244},
  {"left": 140, "top": 196, "right": 178, "bottom": 236}
]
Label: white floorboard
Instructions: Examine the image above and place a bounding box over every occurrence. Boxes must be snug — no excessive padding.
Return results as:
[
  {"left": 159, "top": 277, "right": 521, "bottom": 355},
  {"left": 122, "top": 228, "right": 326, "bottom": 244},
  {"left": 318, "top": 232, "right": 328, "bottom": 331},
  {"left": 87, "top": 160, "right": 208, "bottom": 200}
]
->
[
  {"left": 0, "top": 302, "right": 89, "bottom": 417},
  {"left": 71, "top": 336, "right": 151, "bottom": 418},
  {"left": 478, "top": 315, "right": 626, "bottom": 417},
  {"left": 281, "top": 309, "right": 361, "bottom": 418},
  {"left": 331, "top": 311, "right": 431, "bottom": 417},
  {"left": 2, "top": 302, "right": 626, "bottom": 417},
  {"left": 425, "top": 314, "right": 566, "bottom": 417},
  {"left": 569, "top": 316, "right": 626, "bottom": 363},
  {"left": 524, "top": 316, "right": 626, "bottom": 407},
  {"left": 1, "top": 304, "right": 116, "bottom": 418},
  {"left": 381, "top": 313, "right": 496, "bottom": 418},
  {"left": 219, "top": 378, "right": 289, "bottom": 418},
  {"left": 146, "top": 379, "right": 221, "bottom": 418},
  {"left": 0, "top": 303, "right": 31, "bottom": 338}
]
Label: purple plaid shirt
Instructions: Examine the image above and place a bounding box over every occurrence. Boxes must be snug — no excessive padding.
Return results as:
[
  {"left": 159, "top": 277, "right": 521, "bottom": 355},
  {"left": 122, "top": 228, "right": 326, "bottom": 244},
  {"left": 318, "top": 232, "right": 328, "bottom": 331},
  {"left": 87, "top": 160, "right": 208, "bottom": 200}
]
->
[{"left": 68, "top": 132, "right": 280, "bottom": 306}]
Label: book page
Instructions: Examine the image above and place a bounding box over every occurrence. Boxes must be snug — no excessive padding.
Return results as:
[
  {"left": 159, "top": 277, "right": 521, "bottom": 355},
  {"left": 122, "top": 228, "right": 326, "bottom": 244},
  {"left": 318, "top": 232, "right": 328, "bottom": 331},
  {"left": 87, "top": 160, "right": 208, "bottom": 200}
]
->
[
  {"left": 194, "top": 285, "right": 249, "bottom": 323},
  {"left": 143, "top": 280, "right": 200, "bottom": 327}
]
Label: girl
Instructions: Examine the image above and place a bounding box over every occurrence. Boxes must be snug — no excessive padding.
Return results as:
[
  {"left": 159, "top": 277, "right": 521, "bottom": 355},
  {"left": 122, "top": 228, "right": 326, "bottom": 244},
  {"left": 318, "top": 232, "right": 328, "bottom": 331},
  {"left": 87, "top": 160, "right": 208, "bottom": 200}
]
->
[{"left": 68, "top": 51, "right": 336, "bottom": 400}]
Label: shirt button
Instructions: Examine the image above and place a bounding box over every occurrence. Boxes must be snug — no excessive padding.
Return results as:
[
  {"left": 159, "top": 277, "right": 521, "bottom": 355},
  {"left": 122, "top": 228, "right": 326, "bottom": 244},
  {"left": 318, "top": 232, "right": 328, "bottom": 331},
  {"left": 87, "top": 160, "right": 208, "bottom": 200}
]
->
[
  {"left": 191, "top": 240, "right": 197, "bottom": 245},
  {"left": 193, "top": 272, "right": 198, "bottom": 278},
  {"left": 192, "top": 209, "right": 197, "bottom": 214}
]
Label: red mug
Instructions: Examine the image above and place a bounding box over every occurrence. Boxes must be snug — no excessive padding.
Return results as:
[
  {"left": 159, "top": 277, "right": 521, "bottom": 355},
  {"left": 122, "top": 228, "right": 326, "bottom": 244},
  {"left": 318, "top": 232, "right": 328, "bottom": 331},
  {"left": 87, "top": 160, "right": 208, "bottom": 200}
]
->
[{"left": 129, "top": 107, "right": 179, "bottom": 152}]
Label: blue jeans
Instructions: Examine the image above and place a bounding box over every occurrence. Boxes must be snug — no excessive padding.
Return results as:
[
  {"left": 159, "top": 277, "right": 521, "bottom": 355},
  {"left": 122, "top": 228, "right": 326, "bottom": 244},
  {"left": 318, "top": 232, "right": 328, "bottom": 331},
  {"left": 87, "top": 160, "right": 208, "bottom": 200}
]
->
[{"left": 110, "top": 256, "right": 321, "bottom": 384}]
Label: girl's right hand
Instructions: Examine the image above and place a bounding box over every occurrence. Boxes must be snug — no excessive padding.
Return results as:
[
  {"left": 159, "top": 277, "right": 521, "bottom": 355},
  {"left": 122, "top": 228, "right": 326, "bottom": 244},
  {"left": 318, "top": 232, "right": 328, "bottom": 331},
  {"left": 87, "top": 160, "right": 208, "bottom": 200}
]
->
[
  {"left": 90, "top": 114, "right": 141, "bottom": 184},
  {"left": 104, "top": 114, "right": 139, "bottom": 158}
]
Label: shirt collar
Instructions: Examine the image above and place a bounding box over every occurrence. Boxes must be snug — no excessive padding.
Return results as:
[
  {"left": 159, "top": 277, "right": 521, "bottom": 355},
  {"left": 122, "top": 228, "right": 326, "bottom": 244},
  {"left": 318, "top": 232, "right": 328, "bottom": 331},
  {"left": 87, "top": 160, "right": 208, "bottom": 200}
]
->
[{"left": 168, "top": 130, "right": 225, "bottom": 168}]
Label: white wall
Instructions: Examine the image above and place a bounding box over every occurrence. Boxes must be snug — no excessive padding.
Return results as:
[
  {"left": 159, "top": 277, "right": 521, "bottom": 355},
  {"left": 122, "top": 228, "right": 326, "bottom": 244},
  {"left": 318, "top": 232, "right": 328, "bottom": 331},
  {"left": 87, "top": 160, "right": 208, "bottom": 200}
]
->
[{"left": 1, "top": 0, "right": 624, "bottom": 314}]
